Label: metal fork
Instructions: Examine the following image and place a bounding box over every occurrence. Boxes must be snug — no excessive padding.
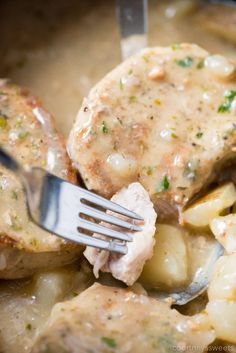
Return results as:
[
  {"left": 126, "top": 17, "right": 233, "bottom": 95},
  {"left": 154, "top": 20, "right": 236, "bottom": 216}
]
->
[
  {"left": 116, "top": 0, "right": 148, "bottom": 60},
  {"left": 0, "top": 148, "right": 143, "bottom": 254}
]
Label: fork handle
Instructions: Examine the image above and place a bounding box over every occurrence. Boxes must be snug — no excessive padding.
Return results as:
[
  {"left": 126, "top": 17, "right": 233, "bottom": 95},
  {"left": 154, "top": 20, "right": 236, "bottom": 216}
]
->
[{"left": 0, "top": 147, "right": 22, "bottom": 173}]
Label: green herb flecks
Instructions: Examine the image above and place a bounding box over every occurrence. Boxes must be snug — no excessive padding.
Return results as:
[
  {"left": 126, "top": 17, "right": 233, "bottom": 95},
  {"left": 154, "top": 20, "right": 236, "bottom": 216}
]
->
[
  {"left": 101, "top": 336, "right": 117, "bottom": 348},
  {"left": 101, "top": 121, "right": 109, "bottom": 134},
  {"left": 143, "top": 166, "right": 155, "bottom": 176},
  {"left": 142, "top": 55, "right": 149, "bottom": 63},
  {"left": 225, "top": 90, "right": 236, "bottom": 99},
  {"left": 15, "top": 117, "right": 23, "bottom": 128},
  {"left": 128, "top": 68, "right": 133, "bottom": 75},
  {"left": 18, "top": 131, "right": 29, "bottom": 140},
  {"left": 175, "top": 56, "right": 193, "bottom": 68},
  {"left": 196, "top": 132, "right": 203, "bottom": 139},
  {"left": 30, "top": 238, "right": 40, "bottom": 248},
  {"left": 197, "top": 59, "right": 204, "bottom": 69},
  {"left": 129, "top": 95, "right": 136, "bottom": 103},
  {"left": 218, "top": 101, "right": 231, "bottom": 113},
  {"left": 218, "top": 90, "right": 236, "bottom": 113},
  {"left": 0, "top": 115, "right": 7, "bottom": 128},
  {"left": 171, "top": 133, "right": 178, "bottom": 139},
  {"left": 171, "top": 43, "right": 181, "bottom": 51},
  {"left": 11, "top": 216, "right": 23, "bottom": 232},
  {"left": 157, "top": 175, "right": 170, "bottom": 192}
]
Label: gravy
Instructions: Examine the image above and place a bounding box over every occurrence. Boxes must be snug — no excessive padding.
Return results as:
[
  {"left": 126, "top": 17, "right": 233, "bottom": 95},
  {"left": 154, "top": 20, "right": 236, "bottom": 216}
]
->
[{"left": 0, "top": 0, "right": 235, "bottom": 137}]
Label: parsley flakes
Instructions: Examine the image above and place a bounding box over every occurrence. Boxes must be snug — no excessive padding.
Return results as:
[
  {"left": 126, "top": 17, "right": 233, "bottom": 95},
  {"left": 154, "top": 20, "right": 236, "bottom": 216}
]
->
[
  {"left": 129, "top": 95, "right": 136, "bottom": 103},
  {"left": 175, "top": 56, "right": 193, "bottom": 68},
  {"left": 218, "top": 101, "right": 231, "bottom": 113},
  {"left": 101, "top": 336, "right": 117, "bottom": 348},
  {"left": 196, "top": 132, "right": 203, "bottom": 139},
  {"left": 218, "top": 90, "right": 236, "bottom": 113},
  {"left": 196, "top": 59, "right": 204, "bottom": 69},
  {"left": 157, "top": 175, "right": 170, "bottom": 192},
  {"left": 171, "top": 43, "right": 181, "bottom": 51},
  {"left": 101, "top": 121, "right": 109, "bottom": 134},
  {"left": 0, "top": 115, "right": 7, "bottom": 128}
]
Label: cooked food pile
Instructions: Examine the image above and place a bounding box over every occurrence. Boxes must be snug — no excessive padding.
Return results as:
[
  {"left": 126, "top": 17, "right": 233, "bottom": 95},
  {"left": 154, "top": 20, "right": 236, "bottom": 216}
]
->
[
  {"left": 31, "top": 283, "right": 215, "bottom": 353},
  {"left": 0, "top": 80, "right": 81, "bottom": 279},
  {"left": 1, "top": 43, "right": 236, "bottom": 353},
  {"left": 68, "top": 43, "right": 236, "bottom": 222}
]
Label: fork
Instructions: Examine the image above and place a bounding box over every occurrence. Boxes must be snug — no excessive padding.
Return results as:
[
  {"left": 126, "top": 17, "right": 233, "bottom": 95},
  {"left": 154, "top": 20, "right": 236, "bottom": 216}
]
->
[
  {"left": 116, "top": 0, "right": 148, "bottom": 60},
  {"left": 0, "top": 148, "right": 143, "bottom": 254}
]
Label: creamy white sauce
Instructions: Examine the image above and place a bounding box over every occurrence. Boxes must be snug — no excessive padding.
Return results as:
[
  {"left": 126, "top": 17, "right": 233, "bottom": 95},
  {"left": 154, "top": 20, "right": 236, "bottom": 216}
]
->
[{"left": 1, "top": 0, "right": 236, "bottom": 137}]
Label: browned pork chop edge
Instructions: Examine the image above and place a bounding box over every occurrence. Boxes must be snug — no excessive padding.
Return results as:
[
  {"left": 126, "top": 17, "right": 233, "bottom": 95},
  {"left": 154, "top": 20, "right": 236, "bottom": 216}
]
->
[{"left": 0, "top": 80, "right": 81, "bottom": 278}]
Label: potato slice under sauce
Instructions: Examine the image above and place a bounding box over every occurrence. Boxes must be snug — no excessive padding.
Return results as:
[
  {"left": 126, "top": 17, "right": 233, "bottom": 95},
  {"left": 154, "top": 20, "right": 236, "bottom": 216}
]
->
[
  {"left": 182, "top": 183, "right": 236, "bottom": 228},
  {"left": 140, "top": 224, "right": 188, "bottom": 289},
  {"left": 207, "top": 254, "right": 236, "bottom": 343},
  {"left": 210, "top": 214, "right": 236, "bottom": 254}
]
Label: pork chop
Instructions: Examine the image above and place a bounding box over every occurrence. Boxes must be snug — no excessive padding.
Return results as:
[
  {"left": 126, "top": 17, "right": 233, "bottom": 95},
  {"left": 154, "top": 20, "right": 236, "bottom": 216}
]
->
[
  {"left": 84, "top": 182, "right": 157, "bottom": 286},
  {"left": 31, "top": 283, "right": 215, "bottom": 353},
  {"left": 68, "top": 43, "right": 236, "bottom": 220},
  {"left": 0, "top": 80, "right": 81, "bottom": 278}
]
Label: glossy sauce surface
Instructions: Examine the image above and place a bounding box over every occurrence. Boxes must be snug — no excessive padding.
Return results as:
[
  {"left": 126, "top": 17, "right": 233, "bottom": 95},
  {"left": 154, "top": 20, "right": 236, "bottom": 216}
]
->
[{"left": 1, "top": 0, "right": 236, "bottom": 137}]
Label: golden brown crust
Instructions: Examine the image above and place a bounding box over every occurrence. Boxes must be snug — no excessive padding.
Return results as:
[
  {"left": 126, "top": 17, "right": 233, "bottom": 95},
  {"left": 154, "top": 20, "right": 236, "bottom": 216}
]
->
[{"left": 0, "top": 234, "right": 16, "bottom": 247}]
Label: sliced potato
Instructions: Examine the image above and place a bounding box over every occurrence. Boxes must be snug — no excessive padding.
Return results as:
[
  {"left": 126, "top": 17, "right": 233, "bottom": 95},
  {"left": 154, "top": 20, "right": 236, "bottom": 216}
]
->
[
  {"left": 208, "top": 254, "right": 236, "bottom": 302},
  {"left": 207, "top": 254, "right": 236, "bottom": 343},
  {"left": 207, "top": 300, "right": 236, "bottom": 344},
  {"left": 33, "top": 270, "right": 76, "bottom": 308},
  {"left": 140, "top": 224, "right": 188, "bottom": 289},
  {"left": 182, "top": 183, "right": 236, "bottom": 228},
  {"left": 210, "top": 214, "right": 236, "bottom": 254},
  {"left": 33, "top": 265, "right": 92, "bottom": 308},
  {"left": 187, "top": 232, "right": 218, "bottom": 280}
]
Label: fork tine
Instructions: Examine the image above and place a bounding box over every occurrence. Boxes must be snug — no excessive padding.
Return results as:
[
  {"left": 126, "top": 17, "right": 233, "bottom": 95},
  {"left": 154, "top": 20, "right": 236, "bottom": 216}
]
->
[
  {"left": 59, "top": 230, "right": 127, "bottom": 254},
  {"left": 80, "top": 188, "right": 144, "bottom": 221},
  {"left": 78, "top": 219, "right": 132, "bottom": 242},
  {"left": 80, "top": 204, "right": 142, "bottom": 231},
  {"left": 78, "top": 233, "right": 127, "bottom": 254}
]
